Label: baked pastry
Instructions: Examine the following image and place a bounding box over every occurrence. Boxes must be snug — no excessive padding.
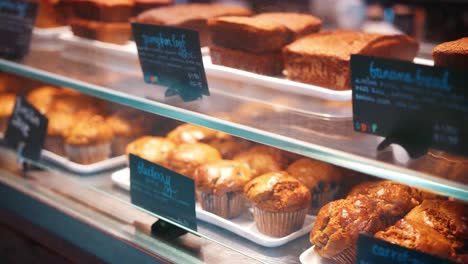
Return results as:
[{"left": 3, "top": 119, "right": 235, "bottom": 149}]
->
[
  {"left": 209, "top": 16, "right": 292, "bottom": 53},
  {"left": 106, "top": 111, "right": 152, "bottom": 155},
  {"left": 402, "top": 200, "right": 468, "bottom": 252},
  {"left": 70, "top": 18, "right": 131, "bottom": 44},
  {"left": 167, "top": 123, "right": 230, "bottom": 144},
  {"left": 0, "top": 93, "right": 16, "bottom": 134},
  {"left": 135, "top": 4, "right": 252, "bottom": 46},
  {"left": 34, "top": 0, "right": 68, "bottom": 28},
  {"left": 63, "top": 115, "right": 114, "bottom": 164},
  {"left": 70, "top": 0, "right": 134, "bottom": 22},
  {"left": 254, "top": 12, "right": 322, "bottom": 39},
  {"left": 283, "top": 31, "right": 419, "bottom": 90},
  {"left": 48, "top": 93, "right": 101, "bottom": 114},
  {"left": 244, "top": 171, "right": 311, "bottom": 237},
  {"left": 45, "top": 111, "right": 75, "bottom": 155},
  {"left": 286, "top": 158, "right": 343, "bottom": 214},
  {"left": 375, "top": 218, "right": 456, "bottom": 261},
  {"left": 310, "top": 195, "right": 386, "bottom": 263},
  {"left": 208, "top": 137, "right": 251, "bottom": 160},
  {"left": 210, "top": 46, "right": 284, "bottom": 75},
  {"left": 194, "top": 160, "right": 253, "bottom": 218},
  {"left": 26, "top": 86, "right": 61, "bottom": 114},
  {"left": 132, "top": 0, "right": 173, "bottom": 16},
  {"left": 433, "top": 37, "right": 468, "bottom": 69},
  {"left": 125, "top": 136, "right": 176, "bottom": 166},
  {"left": 347, "top": 180, "right": 437, "bottom": 225},
  {"left": 234, "top": 145, "right": 288, "bottom": 177},
  {"left": 167, "top": 143, "right": 222, "bottom": 178}
]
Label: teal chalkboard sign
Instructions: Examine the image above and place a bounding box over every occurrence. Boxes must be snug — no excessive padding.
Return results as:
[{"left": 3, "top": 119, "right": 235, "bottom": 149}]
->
[
  {"left": 129, "top": 154, "right": 197, "bottom": 231},
  {"left": 0, "top": 0, "right": 38, "bottom": 59},
  {"left": 351, "top": 55, "right": 468, "bottom": 158},
  {"left": 132, "top": 23, "right": 209, "bottom": 102}
]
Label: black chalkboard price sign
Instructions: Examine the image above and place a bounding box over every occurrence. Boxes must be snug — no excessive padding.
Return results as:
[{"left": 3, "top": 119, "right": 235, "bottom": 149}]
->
[
  {"left": 0, "top": 0, "right": 38, "bottom": 60},
  {"left": 351, "top": 55, "right": 468, "bottom": 158},
  {"left": 4, "top": 96, "right": 48, "bottom": 161},
  {"left": 132, "top": 23, "right": 209, "bottom": 102}
]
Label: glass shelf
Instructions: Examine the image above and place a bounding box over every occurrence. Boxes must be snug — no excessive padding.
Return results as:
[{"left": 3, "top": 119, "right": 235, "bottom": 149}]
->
[{"left": 0, "top": 37, "right": 466, "bottom": 202}]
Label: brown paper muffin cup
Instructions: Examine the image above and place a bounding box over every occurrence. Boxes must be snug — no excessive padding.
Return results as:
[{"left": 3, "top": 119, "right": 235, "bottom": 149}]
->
[
  {"left": 112, "top": 136, "right": 135, "bottom": 156},
  {"left": 331, "top": 245, "right": 357, "bottom": 264},
  {"left": 65, "top": 142, "right": 111, "bottom": 164},
  {"left": 310, "top": 185, "right": 340, "bottom": 215},
  {"left": 44, "top": 136, "right": 65, "bottom": 156},
  {"left": 253, "top": 207, "right": 308, "bottom": 237},
  {"left": 200, "top": 192, "right": 245, "bottom": 219}
]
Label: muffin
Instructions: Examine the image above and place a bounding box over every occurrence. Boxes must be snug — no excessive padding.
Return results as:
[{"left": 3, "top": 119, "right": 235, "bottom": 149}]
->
[
  {"left": 286, "top": 158, "right": 343, "bottom": 214},
  {"left": 208, "top": 137, "right": 251, "bottom": 159},
  {"left": 194, "top": 160, "right": 253, "bottom": 218},
  {"left": 125, "top": 136, "right": 176, "bottom": 167},
  {"left": 63, "top": 115, "right": 114, "bottom": 164},
  {"left": 26, "top": 86, "right": 61, "bottom": 114},
  {"left": 375, "top": 218, "right": 456, "bottom": 261},
  {"left": 310, "top": 195, "right": 386, "bottom": 263},
  {"left": 244, "top": 171, "right": 311, "bottom": 237},
  {"left": 0, "top": 93, "right": 16, "bottom": 134},
  {"left": 45, "top": 111, "right": 75, "bottom": 155},
  {"left": 49, "top": 93, "right": 102, "bottom": 115},
  {"left": 106, "top": 111, "right": 152, "bottom": 155},
  {"left": 167, "top": 143, "right": 222, "bottom": 178},
  {"left": 167, "top": 123, "right": 230, "bottom": 144},
  {"left": 234, "top": 145, "right": 288, "bottom": 177}
]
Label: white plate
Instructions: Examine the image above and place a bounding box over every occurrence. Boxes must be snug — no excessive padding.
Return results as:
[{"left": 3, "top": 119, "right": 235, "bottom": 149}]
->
[
  {"left": 33, "top": 26, "right": 70, "bottom": 38},
  {"left": 42, "top": 150, "right": 126, "bottom": 174},
  {"left": 300, "top": 246, "right": 334, "bottom": 264},
  {"left": 111, "top": 168, "right": 315, "bottom": 247}
]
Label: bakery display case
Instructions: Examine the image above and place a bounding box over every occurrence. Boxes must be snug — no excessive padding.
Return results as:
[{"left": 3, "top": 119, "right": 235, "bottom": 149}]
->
[{"left": 0, "top": 1, "right": 467, "bottom": 263}]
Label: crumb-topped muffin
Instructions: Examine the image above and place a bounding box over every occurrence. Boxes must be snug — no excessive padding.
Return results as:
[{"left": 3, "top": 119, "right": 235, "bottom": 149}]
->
[
  {"left": 64, "top": 115, "right": 114, "bottom": 164},
  {"left": 0, "top": 93, "right": 16, "bottom": 134},
  {"left": 167, "top": 143, "right": 222, "bottom": 178},
  {"left": 194, "top": 160, "right": 253, "bottom": 218},
  {"left": 125, "top": 136, "right": 176, "bottom": 167},
  {"left": 287, "top": 158, "right": 342, "bottom": 214},
  {"left": 310, "top": 195, "right": 386, "bottom": 263},
  {"left": 244, "top": 171, "right": 311, "bottom": 237},
  {"left": 234, "top": 145, "right": 288, "bottom": 177},
  {"left": 433, "top": 37, "right": 468, "bottom": 69}
]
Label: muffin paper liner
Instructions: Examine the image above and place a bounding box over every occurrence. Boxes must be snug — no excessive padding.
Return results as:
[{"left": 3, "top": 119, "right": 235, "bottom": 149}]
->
[
  {"left": 253, "top": 207, "right": 308, "bottom": 237},
  {"left": 45, "top": 136, "right": 65, "bottom": 156},
  {"left": 65, "top": 142, "right": 111, "bottom": 164},
  {"left": 331, "top": 245, "right": 356, "bottom": 264},
  {"left": 200, "top": 192, "right": 245, "bottom": 219},
  {"left": 310, "top": 185, "right": 340, "bottom": 215}
]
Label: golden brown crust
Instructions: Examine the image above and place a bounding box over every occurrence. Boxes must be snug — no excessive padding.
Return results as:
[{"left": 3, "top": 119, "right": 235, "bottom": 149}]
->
[
  {"left": 194, "top": 160, "right": 252, "bottom": 195},
  {"left": 167, "top": 143, "right": 222, "bottom": 178},
  {"left": 375, "top": 219, "right": 456, "bottom": 260},
  {"left": 46, "top": 112, "right": 76, "bottom": 137},
  {"left": 254, "top": 12, "right": 322, "bottom": 39},
  {"left": 244, "top": 171, "right": 311, "bottom": 212},
  {"left": 26, "top": 86, "right": 61, "bottom": 114},
  {"left": 0, "top": 93, "right": 16, "bottom": 117},
  {"left": 167, "top": 123, "right": 230, "bottom": 144},
  {"left": 310, "top": 196, "right": 386, "bottom": 258},
  {"left": 286, "top": 158, "right": 342, "bottom": 190},
  {"left": 283, "top": 31, "right": 419, "bottom": 90},
  {"left": 433, "top": 37, "right": 468, "bottom": 69},
  {"left": 234, "top": 145, "right": 288, "bottom": 177},
  {"left": 64, "top": 115, "right": 114, "bottom": 145},
  {"left": 209, "top": 16, "right": 292, "bottom": 53},
  {"left": 210, "top": 45, "right": 284, "bottom": 75},
  {"left": 126, "top": 136, "right": 176, "bottom": 166},
  {"left": 48, "top": 93, "right": 101, "bottom": 115}
]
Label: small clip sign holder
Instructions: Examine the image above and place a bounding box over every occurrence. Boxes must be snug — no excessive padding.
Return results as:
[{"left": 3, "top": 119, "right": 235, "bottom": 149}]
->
[
  {"left": 351, "top": 55, "right": 468, "bottom": 159},
  {"left": 0, "top": 0, "right": 38, "bottom": 60},
  {"left": 4, "top": 96, "right": 48, "bottom": 173},
  {"left": 132, "top": 23, "right": 209, "bottom": 102},
  {"left": 356, "top": 234, "right": 454, "bottom": 264},
  {"left": 129, "top": 154, "right": 197, "bottom": 239}
]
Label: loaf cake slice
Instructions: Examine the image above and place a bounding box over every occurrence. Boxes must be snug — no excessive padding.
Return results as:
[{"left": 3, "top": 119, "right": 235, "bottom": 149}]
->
[
  {"left": 132, "top": 0, "right": 173, "bottom": 16},
  {"left": 210, "top": 46, "right": 283, "bottom": 75},
  {"left": 283, "top": 31, "right": 419, "bottom": 90},
  {"left": 209, "top": 16, "right": 292, "bottom": 53},
  {"left": 70, "top": 0, "right": 134, "bottom": 22},
  {"left": 432, "top": 37, "right": 468, "bottom": 69},
  {"left": 254, "top": 12, "right": 322, "bottom": 40},
  {"left": 70, "top": 18, "right": 131, "bottom": 44}
]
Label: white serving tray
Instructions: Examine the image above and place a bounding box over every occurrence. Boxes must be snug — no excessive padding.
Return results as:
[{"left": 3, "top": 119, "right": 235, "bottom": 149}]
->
[
  {"left": 111, "top": 168, "right": 315, "bottom": 247},
  {"left": 300, "top": 246, "right": 335, "bottom": 264},
  {"left": 59, "top": 32, "right": 137, "bottom": 56},
  {"left": 33, "top": 26, "right": 70, "bottom": 38},
  {"left": 42, "top": 150, "right": 126, "bottom": 174}
]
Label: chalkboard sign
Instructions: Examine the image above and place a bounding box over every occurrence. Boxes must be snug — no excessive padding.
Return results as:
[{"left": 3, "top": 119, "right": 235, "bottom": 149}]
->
[
  {"left": 4, "top": 96, "right": 48, "bottom": 161},
  {"left": 351, "top": 55, "right": 468, "bottom": 158},
  {"left": 132, "top": 23, "right": 209, "bottom": 102},
  {"left": 0, "top": 0, "right": 38, "bottom": 60},
  {"left": 357, "top": 234, "right": 454, "bottom": 264},
  {"left": 129, "top": 154, "right": 197, "bottom": 231}
]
